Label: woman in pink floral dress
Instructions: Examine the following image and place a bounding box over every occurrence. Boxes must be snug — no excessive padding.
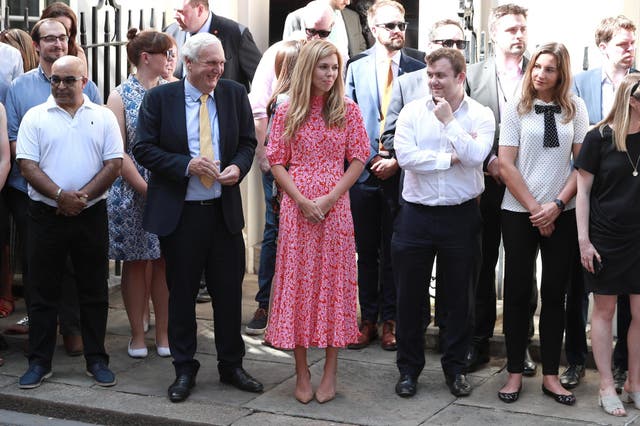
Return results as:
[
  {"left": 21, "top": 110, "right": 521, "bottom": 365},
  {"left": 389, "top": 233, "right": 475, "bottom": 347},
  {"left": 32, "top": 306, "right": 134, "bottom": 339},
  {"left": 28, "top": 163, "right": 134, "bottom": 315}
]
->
[{"left": 265, "top": 40, "right": 369, "bottom": 404}]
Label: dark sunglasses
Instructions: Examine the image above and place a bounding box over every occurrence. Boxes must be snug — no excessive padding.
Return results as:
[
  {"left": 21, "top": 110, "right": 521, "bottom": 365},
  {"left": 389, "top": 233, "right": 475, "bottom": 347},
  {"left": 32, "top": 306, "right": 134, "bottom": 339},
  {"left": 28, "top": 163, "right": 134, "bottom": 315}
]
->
[
  {"left": 375, "top": 21, "right": 408, "bottom": 32},
  {"left": 432, "top": 39, "right": 468, "bottom": 49},
  {"left": 305, "top": 28, "right": 331, "bottom": 39},
  {"left": 50, "top": 75, "right": 84, "bottom": 86}
]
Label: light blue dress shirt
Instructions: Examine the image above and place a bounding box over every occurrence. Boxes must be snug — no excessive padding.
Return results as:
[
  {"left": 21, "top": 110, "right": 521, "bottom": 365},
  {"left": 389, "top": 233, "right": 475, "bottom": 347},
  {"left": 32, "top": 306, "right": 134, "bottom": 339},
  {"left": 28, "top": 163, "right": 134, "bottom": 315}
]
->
[{"left": 183, "top": 78, "right": 222, "bottom": 201}]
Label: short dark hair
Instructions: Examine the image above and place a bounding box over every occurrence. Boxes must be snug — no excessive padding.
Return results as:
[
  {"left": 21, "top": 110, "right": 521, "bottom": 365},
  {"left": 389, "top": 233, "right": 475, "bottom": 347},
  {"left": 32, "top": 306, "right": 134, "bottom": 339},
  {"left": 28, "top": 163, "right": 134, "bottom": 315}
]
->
[
  {"left": 426, "top": 48, "right": 466, "bottom": 76},
  {"left": 489, "top": 3, "right": 528, "bottom": 33},
  {"left": 31, "top": 18, "right": 68, "bottom": 44}
]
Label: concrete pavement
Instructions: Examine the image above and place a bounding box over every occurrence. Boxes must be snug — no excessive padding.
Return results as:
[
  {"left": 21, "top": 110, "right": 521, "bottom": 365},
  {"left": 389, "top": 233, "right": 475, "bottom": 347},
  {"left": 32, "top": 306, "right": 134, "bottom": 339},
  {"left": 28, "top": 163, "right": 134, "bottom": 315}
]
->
[{"left": 0, "top": 274, "right": 637, "bottom": 425}]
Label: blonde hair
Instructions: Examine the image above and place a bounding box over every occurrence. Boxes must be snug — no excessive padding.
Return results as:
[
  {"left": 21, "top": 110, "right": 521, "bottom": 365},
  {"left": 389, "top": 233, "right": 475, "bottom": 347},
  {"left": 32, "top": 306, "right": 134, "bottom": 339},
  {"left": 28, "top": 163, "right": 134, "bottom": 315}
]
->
[
  {"left": 518, "top": 42, "right": 575, "bottom": 123},
  {"left": 283, "top": 40, "right": 345, "bottom": 141},
  {"left": 597, "top": 74, "right": 640, "bottom": 151}
]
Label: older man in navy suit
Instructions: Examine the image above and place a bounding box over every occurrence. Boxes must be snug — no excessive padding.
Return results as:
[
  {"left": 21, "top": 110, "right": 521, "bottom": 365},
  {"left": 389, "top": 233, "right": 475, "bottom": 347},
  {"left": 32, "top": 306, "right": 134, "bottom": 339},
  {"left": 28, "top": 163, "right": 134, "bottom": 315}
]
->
[
  {"left": 134, "top": 33, "right": 261, "bottom": 403},
  {"left": 345, "top": 0, "right": 424, "bottom": 351}
]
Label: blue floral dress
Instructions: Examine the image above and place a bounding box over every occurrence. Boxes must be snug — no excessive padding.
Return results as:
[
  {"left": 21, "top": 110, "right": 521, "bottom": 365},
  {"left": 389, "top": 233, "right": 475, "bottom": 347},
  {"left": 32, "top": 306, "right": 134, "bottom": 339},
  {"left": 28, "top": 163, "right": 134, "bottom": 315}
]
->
[{"left": 107, "top": 75, "right": 162, "bottom": 261}]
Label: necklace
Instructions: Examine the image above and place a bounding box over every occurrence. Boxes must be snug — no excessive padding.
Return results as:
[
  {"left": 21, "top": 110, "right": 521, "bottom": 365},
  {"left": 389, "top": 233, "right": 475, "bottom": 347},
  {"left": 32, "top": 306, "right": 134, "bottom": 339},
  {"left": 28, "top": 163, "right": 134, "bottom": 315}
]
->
[{"left": 624, "top": 150, "right": 640, "bottom": 176}]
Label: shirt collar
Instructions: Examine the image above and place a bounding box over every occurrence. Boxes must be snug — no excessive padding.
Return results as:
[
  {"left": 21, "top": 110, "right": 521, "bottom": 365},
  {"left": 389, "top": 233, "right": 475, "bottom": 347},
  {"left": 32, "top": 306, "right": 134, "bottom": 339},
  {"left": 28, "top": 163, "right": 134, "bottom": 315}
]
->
[
  {"left": 44, "top": 93, "right": 93, "bottom": 111},
  {"left": 184, "top": 78, "right": 213, "bottom": 102},
  {"left": 375, "top": 46, "right": 401, "bottom": 66},
  {"left": 194, "top": 12, "right": 213, "bottom": 35}
]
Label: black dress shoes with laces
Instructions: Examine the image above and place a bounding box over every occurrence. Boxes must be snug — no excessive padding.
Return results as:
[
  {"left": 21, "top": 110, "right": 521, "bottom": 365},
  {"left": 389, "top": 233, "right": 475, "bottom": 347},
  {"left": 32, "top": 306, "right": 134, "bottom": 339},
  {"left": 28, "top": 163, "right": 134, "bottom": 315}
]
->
[
  {"left": 220, "top": 367, "right": 264, "bottom": 393},
  {"left": 559, "top": 364, "right": 585, "bottom": 389},
  {"left": 395, "top": 374, "right": 417, "bottom": 397},
  {"left": 168, "top": 372, "right": 197, "bottom": 403},
  {"left": 446, "top": 373, "right": 472, "bottom": 397}
]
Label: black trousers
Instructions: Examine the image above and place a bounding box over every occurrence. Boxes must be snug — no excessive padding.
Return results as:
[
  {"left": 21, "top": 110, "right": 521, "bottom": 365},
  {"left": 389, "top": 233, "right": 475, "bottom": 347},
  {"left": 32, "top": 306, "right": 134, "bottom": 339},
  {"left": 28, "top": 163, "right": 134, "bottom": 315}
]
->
[
  {"left": 160, "top": 200, "right": 245, "bottom": 377},
  {"left": 393, "top": 200, "right": 481, "bottom": 378},
  {"left": 4, "top": 187, "right": 80, "bottom": 335},
  {"left": 502, "top": 209, "right": 576, "bottom": 375},
  {"left": 27, "top": 200, "right": 109, "bottom": 369},
  {"left": 474, "top": 177, "right": 538, "bottom": 349},
  {"left": 350, "top": 178, "right": 396, "bottom": 323}
]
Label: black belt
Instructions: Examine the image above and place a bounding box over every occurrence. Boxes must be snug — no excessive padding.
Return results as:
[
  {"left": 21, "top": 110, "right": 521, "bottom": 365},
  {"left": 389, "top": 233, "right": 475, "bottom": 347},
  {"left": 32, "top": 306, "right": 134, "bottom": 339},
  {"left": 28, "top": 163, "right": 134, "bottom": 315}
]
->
[{"left": 184, "top": 198, "right": 220, "bottom": 206}]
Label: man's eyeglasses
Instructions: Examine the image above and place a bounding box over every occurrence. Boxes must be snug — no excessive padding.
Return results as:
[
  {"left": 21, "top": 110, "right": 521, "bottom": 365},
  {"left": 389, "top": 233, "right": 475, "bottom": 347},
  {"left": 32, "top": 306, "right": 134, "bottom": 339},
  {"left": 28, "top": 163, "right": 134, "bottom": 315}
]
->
[
  {"left": 41, "top": 35, "right": 69, "bottom": 44},
  {"left": 305, "top": 28, "right": 332, "bottom": 39},
  {"left": 50, "top": 75, "right": 84, "bottom": 86},
  {"left": 432, "top": 39, "right": 468, "bottom": 49},
  {"left": 375, "top": 21, "right": 408, "bottom": 32}
]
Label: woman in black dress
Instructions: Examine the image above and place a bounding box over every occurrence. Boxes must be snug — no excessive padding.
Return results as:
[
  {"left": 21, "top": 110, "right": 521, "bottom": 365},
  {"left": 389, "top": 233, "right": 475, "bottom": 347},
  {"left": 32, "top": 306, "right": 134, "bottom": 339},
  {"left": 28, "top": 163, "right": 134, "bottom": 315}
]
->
[{"left": 575, "top": 74, "right": 640, "bottom": 417}]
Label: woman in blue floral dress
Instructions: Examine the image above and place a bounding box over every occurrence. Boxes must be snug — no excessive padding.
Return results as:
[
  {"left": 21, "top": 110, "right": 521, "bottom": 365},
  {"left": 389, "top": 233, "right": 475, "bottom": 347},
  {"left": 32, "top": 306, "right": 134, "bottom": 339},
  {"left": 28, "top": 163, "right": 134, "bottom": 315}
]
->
[{"left": 106, "top": 29, "right": 174, "bottom": 358}]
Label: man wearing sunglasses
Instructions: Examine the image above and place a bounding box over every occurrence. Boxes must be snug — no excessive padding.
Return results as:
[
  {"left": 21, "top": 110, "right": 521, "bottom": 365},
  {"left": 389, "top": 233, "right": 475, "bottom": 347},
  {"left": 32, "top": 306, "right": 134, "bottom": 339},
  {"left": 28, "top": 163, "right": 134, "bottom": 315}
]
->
[
  {"left": 283, "top": 0, "right": 367, "bottom": 60},
  {"left": 464, "top": 3, "right": 537, "bottom": 376},
  {"left": 344, "top": 0, "right": 424, "bottom": 352},
  {"left": 15, "top": 55, "right": 122, "bottom": 389},
  {"left": 4, "top": 18, "right": 102, "bottom": 362}
]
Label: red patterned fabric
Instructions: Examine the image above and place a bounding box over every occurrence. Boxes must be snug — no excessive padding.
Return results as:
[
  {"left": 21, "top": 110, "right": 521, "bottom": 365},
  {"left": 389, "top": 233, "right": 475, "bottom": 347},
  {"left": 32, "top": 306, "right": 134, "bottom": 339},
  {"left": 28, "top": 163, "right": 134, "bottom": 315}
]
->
[{"left": 265, "top": 96, "right": 369, "bottom": 349}]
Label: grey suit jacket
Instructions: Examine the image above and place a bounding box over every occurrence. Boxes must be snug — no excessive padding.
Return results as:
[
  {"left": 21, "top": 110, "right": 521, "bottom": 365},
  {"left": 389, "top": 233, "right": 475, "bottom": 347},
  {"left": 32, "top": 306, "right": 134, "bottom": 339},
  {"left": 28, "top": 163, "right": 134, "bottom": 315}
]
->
[
  {"left": 465, "top": 56, "right": 528, "bottom": 168},
  {"left": 380, "top": 68, "right": 429, "bottom": 153},
  {"left": 282, "top": 7, "right": 367, "bottom": 57}
]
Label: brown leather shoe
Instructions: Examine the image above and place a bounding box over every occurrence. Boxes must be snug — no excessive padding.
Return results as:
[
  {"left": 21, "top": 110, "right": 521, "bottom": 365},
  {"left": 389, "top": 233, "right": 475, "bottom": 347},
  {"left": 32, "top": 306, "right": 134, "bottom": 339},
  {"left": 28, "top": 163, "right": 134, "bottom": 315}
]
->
[
  {"left": 347, "top": 320, "right": 378, "bottom": 349},
  {"left": 381, "top": 320, "right": 397, "bottom": 351},
  {"left": 63, "top": 334, "right": 83, "bottom": 357}
]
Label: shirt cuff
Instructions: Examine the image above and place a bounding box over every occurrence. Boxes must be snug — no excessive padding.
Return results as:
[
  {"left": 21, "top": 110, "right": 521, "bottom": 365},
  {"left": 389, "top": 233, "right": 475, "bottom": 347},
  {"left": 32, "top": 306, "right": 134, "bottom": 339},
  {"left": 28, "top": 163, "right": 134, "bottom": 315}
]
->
[{"left": 435, "top": 152, "right": 451, "bottom": 170}]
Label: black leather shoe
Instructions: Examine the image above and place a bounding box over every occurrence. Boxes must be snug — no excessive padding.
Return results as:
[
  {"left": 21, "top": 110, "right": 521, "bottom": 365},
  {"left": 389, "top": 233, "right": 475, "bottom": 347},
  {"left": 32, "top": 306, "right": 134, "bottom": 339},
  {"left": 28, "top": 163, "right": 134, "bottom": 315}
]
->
[
  {"left": 523, "top": 348, "right": 537, "bottom": 377},
  {"left": 395, "top": 374, "right": 417, "bottom": 397},
  {"left": 445, "top": 373, "right": 472, "bottom": 397},
  {"left": 559, "top": 364, "right": 585, "bottom": 389},
  {"left": 613, "top": 366, "right": 627, "bottom": 394},
  {"left": 542, "top": 384, "right": 576, "bottom": 405},
  {"left": 168, "top": 373, "right": 197, "bottom": 403},
  {"left": 465, "top": 344, "right": 489, "bottom": 373},
  {"left": 220, "top": 367, "right": 264, "bottom": 393}
]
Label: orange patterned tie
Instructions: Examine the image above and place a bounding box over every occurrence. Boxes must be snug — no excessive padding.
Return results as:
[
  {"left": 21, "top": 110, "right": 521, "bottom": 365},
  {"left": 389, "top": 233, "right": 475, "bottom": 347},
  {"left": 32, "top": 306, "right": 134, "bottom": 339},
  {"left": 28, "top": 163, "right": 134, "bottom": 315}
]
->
[{"left": 379, "top": 59, "right": 393, "bottom": 153}]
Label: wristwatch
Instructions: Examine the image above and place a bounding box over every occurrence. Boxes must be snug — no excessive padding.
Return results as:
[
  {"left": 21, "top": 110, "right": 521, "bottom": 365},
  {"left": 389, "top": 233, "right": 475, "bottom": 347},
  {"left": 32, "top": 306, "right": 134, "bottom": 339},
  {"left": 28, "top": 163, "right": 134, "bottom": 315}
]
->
[{"left": 553, "top": 198, "right": 565, "bottom": 211}]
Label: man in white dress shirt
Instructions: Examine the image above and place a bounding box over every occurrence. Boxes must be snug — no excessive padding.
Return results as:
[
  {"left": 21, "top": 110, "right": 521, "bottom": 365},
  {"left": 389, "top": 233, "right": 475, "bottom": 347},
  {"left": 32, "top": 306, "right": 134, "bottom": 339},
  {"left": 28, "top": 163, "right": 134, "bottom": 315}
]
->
[{"left": 392, "top": 48, "right": 494, "bottom": 398}]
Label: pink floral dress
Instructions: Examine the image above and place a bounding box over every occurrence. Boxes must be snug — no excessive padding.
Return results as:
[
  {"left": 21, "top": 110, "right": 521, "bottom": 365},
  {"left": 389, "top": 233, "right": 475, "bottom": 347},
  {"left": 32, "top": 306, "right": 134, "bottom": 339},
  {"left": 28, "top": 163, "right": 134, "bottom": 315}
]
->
[{"left": 264, "top": 96, "right": 369, "bottom": 349}]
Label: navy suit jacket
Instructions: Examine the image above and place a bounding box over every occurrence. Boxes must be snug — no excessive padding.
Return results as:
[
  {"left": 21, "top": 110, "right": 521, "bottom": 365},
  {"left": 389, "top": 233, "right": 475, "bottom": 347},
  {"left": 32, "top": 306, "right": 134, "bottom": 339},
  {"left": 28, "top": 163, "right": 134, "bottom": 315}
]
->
[
  {"left": 345, "top": 47, "right": 425, "bottom": 182},
  {"left": 133, "top": 79, "right": 256, "bottom": 236}
]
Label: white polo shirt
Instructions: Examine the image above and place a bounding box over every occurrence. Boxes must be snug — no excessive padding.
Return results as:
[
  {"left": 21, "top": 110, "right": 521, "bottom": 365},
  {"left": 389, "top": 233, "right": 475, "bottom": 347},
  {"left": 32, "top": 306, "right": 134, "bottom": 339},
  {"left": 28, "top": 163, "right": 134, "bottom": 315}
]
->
[{"left": 16, "top": 94, "right": 123, "bottom": 207}]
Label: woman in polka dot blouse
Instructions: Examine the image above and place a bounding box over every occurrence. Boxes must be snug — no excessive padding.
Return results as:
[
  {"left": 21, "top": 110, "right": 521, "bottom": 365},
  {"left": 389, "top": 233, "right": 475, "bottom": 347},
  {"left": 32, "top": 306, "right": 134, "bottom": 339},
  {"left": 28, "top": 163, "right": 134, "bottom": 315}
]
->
[{"left": 496, "top": 42, "right": 589, "bottom": 406}]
